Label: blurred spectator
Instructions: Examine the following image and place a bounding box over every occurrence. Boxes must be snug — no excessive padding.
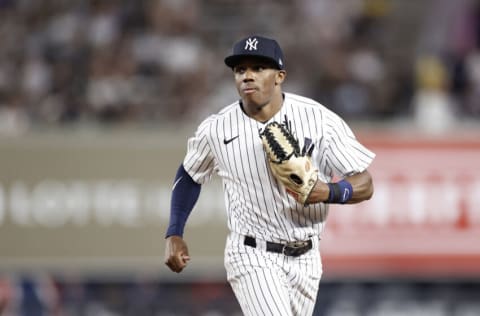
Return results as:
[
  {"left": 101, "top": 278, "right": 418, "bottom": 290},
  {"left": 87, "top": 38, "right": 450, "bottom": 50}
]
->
[
  {"left": 86, "top": 1, "right": 120, "bottom": 48},
  {"left": 0, "top": 275, "right": 16, "bottom": 316},
  {"left": 413, "top": 55, "right": 457, "bottom": 134},
  {"left": 464, "top": 49, "right": 480, "bottom": 116},
  {"left": 0, "top": 274, "right": 62, "bottom": 316},
  {"left": 0, "top": 92, "right": 31, "bottom": 135}
]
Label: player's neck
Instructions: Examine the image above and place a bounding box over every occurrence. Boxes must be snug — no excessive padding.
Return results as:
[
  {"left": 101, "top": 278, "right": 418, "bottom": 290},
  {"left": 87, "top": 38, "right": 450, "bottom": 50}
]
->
[{"left": 242, "top": 92, "right": 284, "bottom": 123}]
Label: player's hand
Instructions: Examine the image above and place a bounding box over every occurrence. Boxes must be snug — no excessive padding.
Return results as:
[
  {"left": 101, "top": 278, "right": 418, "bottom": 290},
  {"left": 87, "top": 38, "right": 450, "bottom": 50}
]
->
[{"left": 164, "top": 235, "right": 191, "bottom": 273}]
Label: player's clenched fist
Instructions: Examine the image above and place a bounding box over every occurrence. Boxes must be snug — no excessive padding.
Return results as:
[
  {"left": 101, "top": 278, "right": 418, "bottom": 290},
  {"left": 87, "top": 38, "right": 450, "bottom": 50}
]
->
[{"left": 164, "top": 235, "right": 190, "bottom": 273}]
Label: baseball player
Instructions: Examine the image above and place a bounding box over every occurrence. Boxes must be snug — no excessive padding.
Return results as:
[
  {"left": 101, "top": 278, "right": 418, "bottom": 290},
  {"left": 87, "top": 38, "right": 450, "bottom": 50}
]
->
[{"left": 164, "top": 35, "right": 375, "bottom": 316}]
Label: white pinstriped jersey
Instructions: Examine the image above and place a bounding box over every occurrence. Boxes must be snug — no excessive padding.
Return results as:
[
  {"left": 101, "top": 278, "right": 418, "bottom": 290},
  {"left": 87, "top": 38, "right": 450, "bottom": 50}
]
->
[{"left": 183, "top": 92, "right": 375, "bottom": 243}]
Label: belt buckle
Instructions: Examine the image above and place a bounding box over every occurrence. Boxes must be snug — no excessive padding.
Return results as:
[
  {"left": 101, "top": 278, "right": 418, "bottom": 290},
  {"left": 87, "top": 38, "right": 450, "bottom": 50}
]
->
[{"left": 283, "top": 240, "right": 309, "bottom": 257}]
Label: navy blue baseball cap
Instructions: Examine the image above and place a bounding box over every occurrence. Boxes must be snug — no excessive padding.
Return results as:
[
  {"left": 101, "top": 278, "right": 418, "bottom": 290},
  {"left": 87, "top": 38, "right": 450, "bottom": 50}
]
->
[{"left": 224, "top": 35, "right": 285, "bottom": 70}]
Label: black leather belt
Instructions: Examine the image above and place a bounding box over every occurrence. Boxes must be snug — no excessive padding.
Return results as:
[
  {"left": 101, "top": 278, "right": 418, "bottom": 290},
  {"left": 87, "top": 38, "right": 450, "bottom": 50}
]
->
[{"left": 244, "top": 236, "right": 312, "bottom": 257}]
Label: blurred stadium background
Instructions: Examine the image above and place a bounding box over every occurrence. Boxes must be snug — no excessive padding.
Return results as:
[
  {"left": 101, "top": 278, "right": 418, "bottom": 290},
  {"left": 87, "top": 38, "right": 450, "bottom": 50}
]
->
[{"left": 1, "top": 0, "right": 480, "bottom": 315}]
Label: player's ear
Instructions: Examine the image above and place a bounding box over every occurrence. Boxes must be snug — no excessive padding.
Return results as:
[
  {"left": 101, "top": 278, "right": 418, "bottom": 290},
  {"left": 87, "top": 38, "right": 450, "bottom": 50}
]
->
[{"left": 275, "top": 70, "right": 286, "bottom": 85}]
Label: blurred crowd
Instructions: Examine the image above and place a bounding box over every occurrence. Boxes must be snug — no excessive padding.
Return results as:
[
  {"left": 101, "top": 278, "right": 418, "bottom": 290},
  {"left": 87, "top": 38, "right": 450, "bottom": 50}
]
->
[
  {"left": 0, "top": 0, "right": 480, "bottom": 135},
  {"left": 1, "top": 275, "right": 480, "bottom": 316},
  {"left": 0, "top": 275, "right": 241, "bottom": 316}
]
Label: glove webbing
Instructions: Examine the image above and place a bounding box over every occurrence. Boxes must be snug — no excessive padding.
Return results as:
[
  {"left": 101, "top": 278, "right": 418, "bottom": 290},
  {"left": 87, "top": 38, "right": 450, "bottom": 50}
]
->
[{"left": 263, "top": 122, "right": 300, "bottom": 163}]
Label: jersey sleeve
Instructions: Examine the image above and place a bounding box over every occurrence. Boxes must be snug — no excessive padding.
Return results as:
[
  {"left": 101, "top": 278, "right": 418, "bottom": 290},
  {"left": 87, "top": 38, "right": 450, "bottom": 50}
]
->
[
  {"left": 182, "top": 117, "right": 217, "bottom": 184},
  {"left": 324, "top": 113, "right": 375, "bottom": 177}
]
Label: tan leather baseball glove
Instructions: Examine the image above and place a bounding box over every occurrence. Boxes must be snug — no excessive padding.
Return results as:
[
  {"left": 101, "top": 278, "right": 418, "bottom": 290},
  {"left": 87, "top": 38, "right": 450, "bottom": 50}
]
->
[{"left": 260, "top": 120, "right": 318, "bottom": 204}]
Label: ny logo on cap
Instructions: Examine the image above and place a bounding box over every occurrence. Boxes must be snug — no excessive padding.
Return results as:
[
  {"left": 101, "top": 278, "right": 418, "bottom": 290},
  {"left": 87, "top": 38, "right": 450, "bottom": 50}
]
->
[{"left": 244, "top": 38, "right": 258, "bottom": 51}]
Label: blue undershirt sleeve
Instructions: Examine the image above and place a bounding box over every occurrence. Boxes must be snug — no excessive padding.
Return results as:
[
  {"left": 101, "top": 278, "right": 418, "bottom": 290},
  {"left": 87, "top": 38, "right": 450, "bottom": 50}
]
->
[{"left": 165, "top": 164, "right": 201, "bottom": 238}]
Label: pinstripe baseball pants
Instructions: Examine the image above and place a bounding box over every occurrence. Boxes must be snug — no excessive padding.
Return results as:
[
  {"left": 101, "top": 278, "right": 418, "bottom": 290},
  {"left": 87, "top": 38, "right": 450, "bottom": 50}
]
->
[{"left": 225, "top": 232, "right": 322, "bottom": 316}]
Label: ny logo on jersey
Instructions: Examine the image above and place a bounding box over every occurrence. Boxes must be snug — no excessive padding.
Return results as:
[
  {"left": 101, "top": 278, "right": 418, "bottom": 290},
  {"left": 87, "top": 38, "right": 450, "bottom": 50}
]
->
[
  {"left": 244, "top": 37, "right": 258, "bottom": 51},
  {"left": 302, "top": 137, "right": 314, "bottom": 156},
  {"left": 279, "top": 115, "right": 315, "bottom": 156}
]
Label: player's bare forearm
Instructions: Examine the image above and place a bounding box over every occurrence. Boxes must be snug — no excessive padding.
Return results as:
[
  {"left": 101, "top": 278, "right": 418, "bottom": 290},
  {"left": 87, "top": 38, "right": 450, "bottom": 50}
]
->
[
  {"left": 306, "top": 182, "right": 329, "bottom": 204},
  {"left": 164, "top": 235, "right": 191, "bottom": 273},
  {"left": 306, "top": 170, "right": 373, "bottom": 204},
  {"left": 343, "top": 170, "right": 374, "bottom": 203}
]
